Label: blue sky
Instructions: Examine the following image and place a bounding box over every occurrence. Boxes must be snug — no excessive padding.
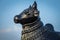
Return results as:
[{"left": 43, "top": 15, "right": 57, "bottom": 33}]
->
[{"left": 0, "top": 0, "right": 60, "bottom": 40}]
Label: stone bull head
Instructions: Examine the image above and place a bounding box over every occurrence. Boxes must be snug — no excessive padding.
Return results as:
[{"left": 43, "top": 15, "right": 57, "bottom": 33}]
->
[{"left": 14, "top": 1, "right": 39, "bottom": 25}]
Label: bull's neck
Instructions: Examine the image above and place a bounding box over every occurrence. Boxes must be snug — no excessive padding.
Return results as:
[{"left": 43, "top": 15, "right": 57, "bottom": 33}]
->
[{"left": 22, "top": 18, "right": 43, "bottom": 34}]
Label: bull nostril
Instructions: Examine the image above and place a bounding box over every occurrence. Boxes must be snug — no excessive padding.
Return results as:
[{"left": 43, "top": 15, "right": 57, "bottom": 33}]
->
[
  {"left": 15, "top": 17, "right": 18, "bottom": 20},
  {"left": 14, "top": 16, "right": 19, "bottom": 23}
]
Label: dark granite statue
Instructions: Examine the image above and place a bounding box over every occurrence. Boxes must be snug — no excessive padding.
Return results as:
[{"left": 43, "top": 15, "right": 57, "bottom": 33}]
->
[{"left": 14, "top": 1, "right": 60, "bottom": 40}]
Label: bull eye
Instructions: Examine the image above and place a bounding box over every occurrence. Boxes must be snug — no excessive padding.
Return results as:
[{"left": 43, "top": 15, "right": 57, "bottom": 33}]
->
[
  {"left": 34, "top": 13, "right": 38, "bottom": 16},
  {"left": 35, "top": 13, "right": 37, "bottom": 14},
  {"left": 34, "top": 12, "right": 38, "bottom": 15}
]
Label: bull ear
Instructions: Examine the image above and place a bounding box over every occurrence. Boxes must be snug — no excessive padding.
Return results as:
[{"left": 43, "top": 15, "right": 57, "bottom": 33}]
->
[{"left": 32, "top": 1, "right": 37, "bottom": 10}]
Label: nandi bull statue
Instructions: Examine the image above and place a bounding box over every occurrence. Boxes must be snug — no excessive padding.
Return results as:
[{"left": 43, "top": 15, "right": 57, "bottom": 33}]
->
[{"left": 14, "top": 1, "right": 60, "bottom": 40}]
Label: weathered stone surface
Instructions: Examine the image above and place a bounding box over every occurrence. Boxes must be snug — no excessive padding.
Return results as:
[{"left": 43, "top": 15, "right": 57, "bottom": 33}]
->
[{"left": 14, "top": 1, "right": 60, "bottom": 40}]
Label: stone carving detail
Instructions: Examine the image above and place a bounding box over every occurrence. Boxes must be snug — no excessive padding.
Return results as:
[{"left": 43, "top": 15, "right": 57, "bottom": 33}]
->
[{"left": 14, "top": 1, "right": 60, "bottom": 40}]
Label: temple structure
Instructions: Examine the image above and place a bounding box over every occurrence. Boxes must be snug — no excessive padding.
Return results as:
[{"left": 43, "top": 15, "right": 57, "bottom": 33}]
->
[{"left": 14, "top": 1, "right": 60, "bottom": 40}]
